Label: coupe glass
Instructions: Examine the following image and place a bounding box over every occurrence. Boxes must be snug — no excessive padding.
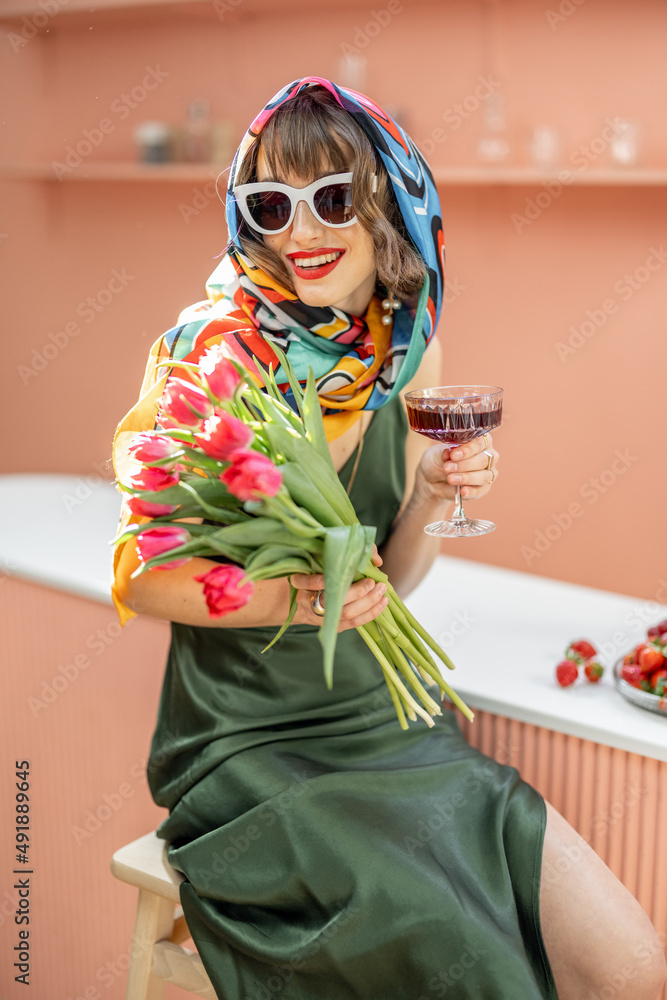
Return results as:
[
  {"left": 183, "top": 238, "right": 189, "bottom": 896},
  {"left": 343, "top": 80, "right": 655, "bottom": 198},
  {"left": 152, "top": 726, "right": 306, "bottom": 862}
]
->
[{"left": 404, "top": 385, "right": 503, "bottom": 537}]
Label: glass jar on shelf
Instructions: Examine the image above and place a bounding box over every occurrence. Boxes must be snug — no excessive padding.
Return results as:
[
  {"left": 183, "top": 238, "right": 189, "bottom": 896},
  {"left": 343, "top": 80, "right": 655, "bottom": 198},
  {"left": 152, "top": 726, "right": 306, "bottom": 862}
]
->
[{"left": 476, "top": 92, "right": 510, "bottom": 164}]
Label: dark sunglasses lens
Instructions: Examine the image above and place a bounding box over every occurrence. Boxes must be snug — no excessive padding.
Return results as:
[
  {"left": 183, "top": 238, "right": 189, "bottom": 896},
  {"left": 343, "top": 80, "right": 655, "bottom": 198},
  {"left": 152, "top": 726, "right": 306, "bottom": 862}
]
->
[
  {"left": 314, "top": 182, "right": 354, "bottom": 225},
  {"left": 245, "top": 190, "right": 292, "bottom": 231}
]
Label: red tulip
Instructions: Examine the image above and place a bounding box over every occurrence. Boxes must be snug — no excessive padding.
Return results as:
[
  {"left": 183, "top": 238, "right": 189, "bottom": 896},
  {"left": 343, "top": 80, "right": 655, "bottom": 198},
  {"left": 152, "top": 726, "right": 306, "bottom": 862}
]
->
[
  {"left": 194, "top": 564, "right": 254, "bottom": 617},
  {"left": 220, "top": 450, "right": 282, "bottom": 501},
  {"left": 158, "top": 377, "right": 213, "bottom": 427},
  {"left": 135, "top": 525, "right": 192, "bottom": 570},
  {"left": 195, "top": 411, "right": 254, "bottom": 461},
  {"left": 126, "top": 496, "right": 177, "bottom": 517},
  {"left": 128, "top": 432, "right": 179, "bottom": 469},
  {"left": 130, "top": 466, "right": 179, "bottom": 492},
  {"left": 199, "top": 345, "right": 242, "bottom": 401}
]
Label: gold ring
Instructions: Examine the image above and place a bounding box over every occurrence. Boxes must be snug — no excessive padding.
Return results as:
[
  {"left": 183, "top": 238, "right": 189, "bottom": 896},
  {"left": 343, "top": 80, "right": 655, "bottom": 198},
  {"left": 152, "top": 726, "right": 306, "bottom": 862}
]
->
[
  {"left": 310, "top": 590, "right": 326, "bottom": 617},
  {"left": 483, "top": 449, "right": 494, "bottom": 471},
  {"left": 489, "top": 467, "right": 496, "bottom": 483},
  {"left": 481, "top": 433, "right": 489, "bottom": 450}
]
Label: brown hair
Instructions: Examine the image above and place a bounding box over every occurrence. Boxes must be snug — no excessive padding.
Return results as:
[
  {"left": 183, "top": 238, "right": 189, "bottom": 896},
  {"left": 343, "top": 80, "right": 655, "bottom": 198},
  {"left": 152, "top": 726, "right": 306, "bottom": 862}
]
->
[{"left": 231, "top": 86, "right": 426, "bottom": 303}]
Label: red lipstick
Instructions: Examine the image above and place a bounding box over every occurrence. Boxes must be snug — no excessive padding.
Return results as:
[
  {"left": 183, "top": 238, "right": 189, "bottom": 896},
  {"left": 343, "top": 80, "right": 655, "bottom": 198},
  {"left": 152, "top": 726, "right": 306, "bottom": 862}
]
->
[{"left": 287, "top": 248, "right": 345, "bottom": 281}]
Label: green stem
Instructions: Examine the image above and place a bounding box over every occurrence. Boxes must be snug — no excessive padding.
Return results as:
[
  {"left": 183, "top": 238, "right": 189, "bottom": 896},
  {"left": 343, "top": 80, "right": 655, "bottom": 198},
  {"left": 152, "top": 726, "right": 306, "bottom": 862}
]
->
[
  {"left": 359, "top": 625, "right": 435, "bottom": 728},
  {"left": 380, "top": 628, "right": 442, "bottom": 716}
]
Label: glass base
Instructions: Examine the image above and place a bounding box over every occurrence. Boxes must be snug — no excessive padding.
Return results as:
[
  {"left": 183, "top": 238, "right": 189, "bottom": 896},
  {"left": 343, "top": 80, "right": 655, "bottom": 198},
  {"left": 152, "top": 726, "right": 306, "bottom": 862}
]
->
[{"left": 424, "top": 517, "right": 496, "bottom": 537}]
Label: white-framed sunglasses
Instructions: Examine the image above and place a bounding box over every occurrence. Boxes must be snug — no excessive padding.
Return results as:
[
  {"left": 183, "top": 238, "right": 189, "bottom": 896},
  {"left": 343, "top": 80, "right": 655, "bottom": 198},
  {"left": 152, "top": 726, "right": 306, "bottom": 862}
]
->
[{"left": 233, "top": 171, "right": 377, "bottom": 235}]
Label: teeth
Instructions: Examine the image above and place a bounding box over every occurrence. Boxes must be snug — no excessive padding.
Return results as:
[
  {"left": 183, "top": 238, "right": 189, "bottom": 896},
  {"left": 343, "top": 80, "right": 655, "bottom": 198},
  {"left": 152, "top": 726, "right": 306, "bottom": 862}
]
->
[{"left": 294, "top": 251, "right": 343, "bottom": 268}]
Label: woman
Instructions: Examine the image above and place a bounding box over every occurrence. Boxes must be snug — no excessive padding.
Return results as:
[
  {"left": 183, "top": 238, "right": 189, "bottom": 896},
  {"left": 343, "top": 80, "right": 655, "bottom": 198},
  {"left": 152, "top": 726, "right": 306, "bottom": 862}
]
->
[{"left": 113, "top": 78, "right": 665, "bottom": 1000}]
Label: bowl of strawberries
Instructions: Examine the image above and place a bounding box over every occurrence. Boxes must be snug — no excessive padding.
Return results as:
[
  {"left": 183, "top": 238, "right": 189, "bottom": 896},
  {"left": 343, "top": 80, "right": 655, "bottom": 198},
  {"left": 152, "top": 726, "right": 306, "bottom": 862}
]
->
[{"left": 613, "top": 618, "right": 667, "bottom": 716}]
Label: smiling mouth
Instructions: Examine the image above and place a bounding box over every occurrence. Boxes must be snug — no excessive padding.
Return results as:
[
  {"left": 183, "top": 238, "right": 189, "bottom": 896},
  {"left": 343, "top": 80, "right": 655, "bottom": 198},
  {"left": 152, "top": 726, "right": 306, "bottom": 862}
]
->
[
  {"left": 289, "top": 250, "right": 344, "bottom": 269},
  {"left": 287, "top": 249, "right": 345, "bottom": 281}
]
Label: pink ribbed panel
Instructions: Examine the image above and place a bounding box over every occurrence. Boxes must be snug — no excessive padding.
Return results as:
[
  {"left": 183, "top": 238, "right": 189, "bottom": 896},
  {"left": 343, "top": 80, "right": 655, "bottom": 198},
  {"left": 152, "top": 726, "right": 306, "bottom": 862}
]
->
[
  {"left": 1, "top": 579, "right": 186, "bottom": 1000},
  {"left": 456, "top": 708, "right": 667, "bottom": 1000}
]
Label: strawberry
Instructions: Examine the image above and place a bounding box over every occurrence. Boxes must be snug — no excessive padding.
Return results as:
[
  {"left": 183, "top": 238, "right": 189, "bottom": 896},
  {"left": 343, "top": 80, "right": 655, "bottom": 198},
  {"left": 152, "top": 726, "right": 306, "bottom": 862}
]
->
[
  {"left": 623, "top": 652, "right": 636, "bottom": 666},
  {"left": 649, "top": 668, "right": 667, "bottom": 697},
  {"left": 621, "top": 663, "right": 644, "bottom": 687},
  {"left": 647, "top": 626, "right": 662, "bottom": 639},
  {"left": 583, "top": 658, "right": 604, "bottom": 682},
  {"left": 637, "top": 643, "right": 664, "bottom": 673},
  {"left": 566, "top": 639, "right": 597, "bottom": 661},
  {"left": 556, "top": 659, "right": 579, "bottom": 687}
]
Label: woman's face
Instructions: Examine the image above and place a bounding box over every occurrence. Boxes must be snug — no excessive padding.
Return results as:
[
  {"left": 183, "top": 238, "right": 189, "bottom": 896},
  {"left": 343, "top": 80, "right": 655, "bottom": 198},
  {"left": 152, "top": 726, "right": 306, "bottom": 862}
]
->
[{"left": 255, "top": 148, "right": 378, "bottom": 317}]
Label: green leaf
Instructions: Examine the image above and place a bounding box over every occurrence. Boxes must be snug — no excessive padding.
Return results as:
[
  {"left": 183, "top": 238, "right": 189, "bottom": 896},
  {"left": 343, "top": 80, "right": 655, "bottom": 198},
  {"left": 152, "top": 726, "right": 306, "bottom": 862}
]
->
[
  {"left": 245, "top": 544, "right": 320, "bottom": 573},
  {"left": 319, "top": 524, "right": 374, "bottom": 689},
  {"left": 265, "top": 425, "right": 357, "bottom": 525},
  {"left": 266, "top": 342, "right": 306, "bottom": 415},
  {"left": 249, "top": 557, "right": 316, "bottom": 581},
  {"left": 211, "top": 517, "right": 321, "bottom": 553},
  {"left": 261, "top": 582, "right": 299, "bottom": 653},
  {"left": 302, "top": 368, "right": 336, "bottom": 469}
]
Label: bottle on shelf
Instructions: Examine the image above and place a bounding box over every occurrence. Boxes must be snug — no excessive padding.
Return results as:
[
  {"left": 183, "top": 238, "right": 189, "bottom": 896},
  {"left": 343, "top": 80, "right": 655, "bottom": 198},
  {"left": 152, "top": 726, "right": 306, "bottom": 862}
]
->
[
  {"left": 609, "top": 119, "right": 641, "bottom": 168},
  {"left": 183, "top": 99, "right": 212, "bottom": 163},
  {"left": 133, "top": 121, "right": 171, "bottom": 163},
  {"left": 476, "top": 92, "right": 510, "bottom": 164}
]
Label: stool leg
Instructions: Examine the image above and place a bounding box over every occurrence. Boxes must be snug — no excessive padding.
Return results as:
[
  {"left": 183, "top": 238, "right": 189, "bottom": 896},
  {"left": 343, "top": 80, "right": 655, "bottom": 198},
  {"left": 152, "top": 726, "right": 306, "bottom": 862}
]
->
[{"left": 125, "top": 889, "right": 175, "bottom": 1000}]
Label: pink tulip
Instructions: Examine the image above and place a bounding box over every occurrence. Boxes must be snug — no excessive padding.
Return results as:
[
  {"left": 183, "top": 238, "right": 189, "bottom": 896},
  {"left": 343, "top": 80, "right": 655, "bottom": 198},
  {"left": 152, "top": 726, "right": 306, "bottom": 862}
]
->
[
  {"left": 128, "top": 432, "right": 179, "bottom": 469},
  {"left": 221, "top": 450, "right": 282, "bottom": 501},
  {"left": 195, "top": 411, "right": 254, "bottom": 461},
  {"left": 194, "top": 564, "right": 254, "bottom": 617},
  {"left": 135, "top": 525, "right": 192, "bottom": 570},
  {"left": 199, "top": 345, "right": 242, "bottom": 401},
  {"left": 126, "top": 496, "right": 177, "bottom": 517},
  {"left": 158, "top": 377, "right": 213, "bottom": 427},
  {"left": 130, "top": 466, "right": 179, "bottom": 492}
]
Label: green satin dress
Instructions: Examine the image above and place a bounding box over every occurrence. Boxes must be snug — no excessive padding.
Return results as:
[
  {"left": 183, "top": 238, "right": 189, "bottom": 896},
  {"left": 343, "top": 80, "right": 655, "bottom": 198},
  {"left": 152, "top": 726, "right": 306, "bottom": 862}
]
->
[{"left": 147, "top": 396, "right": 558, "bottom": 1000}]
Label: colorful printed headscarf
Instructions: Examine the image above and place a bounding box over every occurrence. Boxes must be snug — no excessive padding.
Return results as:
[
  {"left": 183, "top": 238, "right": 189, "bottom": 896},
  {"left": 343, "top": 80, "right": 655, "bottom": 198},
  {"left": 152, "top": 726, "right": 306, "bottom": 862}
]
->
[{"left": 111, "top": 77, "right": 444, "bottom": 620}]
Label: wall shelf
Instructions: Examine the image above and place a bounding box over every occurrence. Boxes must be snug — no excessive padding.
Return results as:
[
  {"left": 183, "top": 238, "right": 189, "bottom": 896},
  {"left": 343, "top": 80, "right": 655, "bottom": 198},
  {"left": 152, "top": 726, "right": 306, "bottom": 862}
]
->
[{"left": 3, "top": 161, "right": 667, "bottom": 186}]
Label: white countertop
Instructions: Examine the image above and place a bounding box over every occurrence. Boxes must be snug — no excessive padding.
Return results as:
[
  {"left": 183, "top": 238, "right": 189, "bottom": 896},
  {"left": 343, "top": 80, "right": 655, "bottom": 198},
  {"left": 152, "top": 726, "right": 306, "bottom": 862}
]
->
[{"left": 2, "top": 474, "right": 666, "bottom": 761}]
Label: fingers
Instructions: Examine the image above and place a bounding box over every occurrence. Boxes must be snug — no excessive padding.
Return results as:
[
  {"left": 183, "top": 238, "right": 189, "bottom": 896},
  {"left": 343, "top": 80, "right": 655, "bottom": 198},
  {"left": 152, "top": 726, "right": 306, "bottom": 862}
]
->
[
  {"left": 441, "top": 433, "right": 499, "bottom": 497},
  {"left": 288, "top": 574, "right": 388, "bottom": 629}
]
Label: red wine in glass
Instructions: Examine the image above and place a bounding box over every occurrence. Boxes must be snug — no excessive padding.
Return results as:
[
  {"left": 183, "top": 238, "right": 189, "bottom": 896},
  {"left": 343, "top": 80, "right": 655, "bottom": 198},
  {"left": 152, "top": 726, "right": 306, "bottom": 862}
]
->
[{"left": 404, "top": 385, "right": 503, "bottom": 537}]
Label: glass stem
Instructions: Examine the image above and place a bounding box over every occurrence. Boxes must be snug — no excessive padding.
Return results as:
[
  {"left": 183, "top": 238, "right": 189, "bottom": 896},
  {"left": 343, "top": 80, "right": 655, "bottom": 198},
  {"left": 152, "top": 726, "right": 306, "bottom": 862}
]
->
[{"left": 451, "top": 485, "right": 468, "bottom": 523}]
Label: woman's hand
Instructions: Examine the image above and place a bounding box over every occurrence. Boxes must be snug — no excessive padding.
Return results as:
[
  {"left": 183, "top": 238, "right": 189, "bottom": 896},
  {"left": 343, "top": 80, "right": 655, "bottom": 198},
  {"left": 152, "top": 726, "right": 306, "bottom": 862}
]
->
[
  {"left": 416, "top": 433, "right": 500, "bottom": 504},
  {"left": 289, "top": 546, "right": 387, "bottom": 629}
]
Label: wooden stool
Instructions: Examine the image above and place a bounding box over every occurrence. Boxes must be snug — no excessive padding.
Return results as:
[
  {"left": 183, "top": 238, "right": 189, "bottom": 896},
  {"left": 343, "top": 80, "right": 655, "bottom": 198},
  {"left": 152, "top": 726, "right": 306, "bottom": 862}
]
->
[{"left": 110, "top": 830, "right": 217, "bottom": 1000}]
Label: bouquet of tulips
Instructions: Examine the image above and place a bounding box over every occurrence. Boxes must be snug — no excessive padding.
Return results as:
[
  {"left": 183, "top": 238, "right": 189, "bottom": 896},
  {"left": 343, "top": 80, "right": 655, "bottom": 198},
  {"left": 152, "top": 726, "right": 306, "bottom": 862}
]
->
[{"left": 113, "top": 344, "right": 474, "bottom": 730}]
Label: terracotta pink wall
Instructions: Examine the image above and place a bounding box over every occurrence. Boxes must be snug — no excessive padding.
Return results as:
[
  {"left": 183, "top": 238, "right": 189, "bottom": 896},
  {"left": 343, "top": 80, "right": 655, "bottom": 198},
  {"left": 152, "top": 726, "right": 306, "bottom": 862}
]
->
[{"left": 2, "top": 0, "right": 666, "bottom": 602}]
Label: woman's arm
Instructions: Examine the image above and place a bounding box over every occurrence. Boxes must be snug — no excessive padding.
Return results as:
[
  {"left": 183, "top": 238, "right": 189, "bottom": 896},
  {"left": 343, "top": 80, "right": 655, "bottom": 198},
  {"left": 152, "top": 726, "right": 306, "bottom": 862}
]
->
[
  {"left": 378, "top": 336, "right": 500, "bottom": 598},
  {"left": 117, "top": 522, "right": 388, "bottom": 630}
]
